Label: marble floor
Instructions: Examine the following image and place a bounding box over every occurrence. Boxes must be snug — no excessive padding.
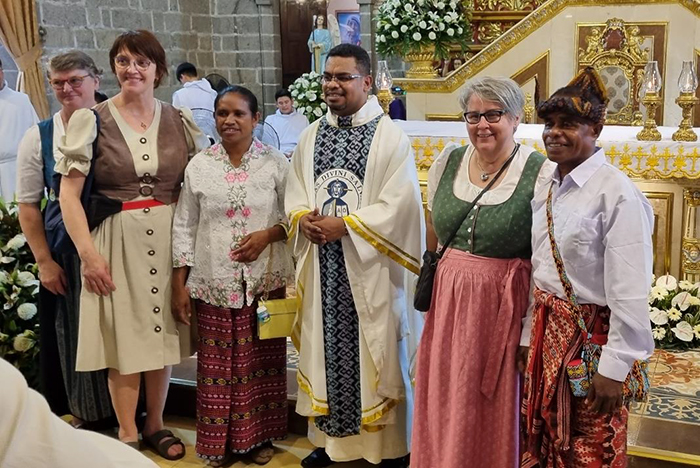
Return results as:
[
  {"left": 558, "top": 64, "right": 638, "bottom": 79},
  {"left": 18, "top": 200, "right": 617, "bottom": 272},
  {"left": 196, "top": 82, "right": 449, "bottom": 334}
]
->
[
  {"left": 145, "top": 417, "right": 373, "bottom": 468},
  {"left": 164, "top": 343, "right": 700, "bottom": 467}
]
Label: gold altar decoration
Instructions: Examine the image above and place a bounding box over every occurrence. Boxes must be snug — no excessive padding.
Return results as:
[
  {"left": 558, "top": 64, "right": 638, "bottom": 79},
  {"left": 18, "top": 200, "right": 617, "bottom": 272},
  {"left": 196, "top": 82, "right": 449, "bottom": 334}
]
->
[
  {"left": 578, "top": 18, "right": 650, "bottom": 126},
  {"left": 523, "top": 92, "right": 535, "bottom": 123},
  {"left": 673, "top": 61, "right": 699, "bottom": 142},
  {"left": 673, "top": 93, "right": 699, "bottom": 142},
  {"left": 682, "top": 189, "right": 700, "bottom": 281},
  {"left": 375, "top": 60, "right": 394, "bottom": 114},
  {"left": 395, "top": 0, "right": 694, "bottom": 93},
  {"left": 409, "top": 136, "right": 700, "bottom": 179},
  {"left": 638, "top": 92, "right": 662, "bottom": 141},
  {"left": 405, "top": 44, "right": 440, "bottom": 79}
]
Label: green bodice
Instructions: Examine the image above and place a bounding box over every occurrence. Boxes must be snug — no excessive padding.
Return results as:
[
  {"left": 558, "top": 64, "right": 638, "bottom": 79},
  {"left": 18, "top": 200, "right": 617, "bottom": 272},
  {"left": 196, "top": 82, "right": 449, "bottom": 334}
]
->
[{"left": 431, "top": 146, "right": 546, "bottom": 259}]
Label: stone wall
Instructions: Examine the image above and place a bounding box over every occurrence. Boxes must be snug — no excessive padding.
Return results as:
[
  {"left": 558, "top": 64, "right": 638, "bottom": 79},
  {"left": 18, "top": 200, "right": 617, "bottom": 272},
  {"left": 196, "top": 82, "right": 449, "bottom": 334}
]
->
[
  {"left": 34, "top": 0, "right": 282, "bottom": 116},
  {"left": 0, "top": 46, "right": 19, "bottom": 89}
]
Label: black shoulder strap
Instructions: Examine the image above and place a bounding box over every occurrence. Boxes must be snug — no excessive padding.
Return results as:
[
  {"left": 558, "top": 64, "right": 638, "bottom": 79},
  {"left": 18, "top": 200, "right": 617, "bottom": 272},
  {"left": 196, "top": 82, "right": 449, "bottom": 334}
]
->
[{"left": 436, "top": 143, "right": 520, "bottom": 258}]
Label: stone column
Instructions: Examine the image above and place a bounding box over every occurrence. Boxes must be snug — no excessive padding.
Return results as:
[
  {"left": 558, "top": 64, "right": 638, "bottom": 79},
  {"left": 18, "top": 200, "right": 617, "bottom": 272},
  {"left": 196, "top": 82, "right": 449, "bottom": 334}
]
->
[
  {"left": 682, "top": 188, "right": 700, "bottom": 281},
  {"left": 356, "top": 0, "right": 377, "bottom": 80},
  {"left": 255, "top": 0, "right": 283, "bottom": 117}
]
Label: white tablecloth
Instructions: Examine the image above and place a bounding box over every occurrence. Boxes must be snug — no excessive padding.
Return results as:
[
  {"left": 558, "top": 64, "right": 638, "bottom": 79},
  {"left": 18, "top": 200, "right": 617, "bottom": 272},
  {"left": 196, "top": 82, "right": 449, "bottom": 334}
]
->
[{"left": 396, "top": 121, "right": 700, "bottom": 180}]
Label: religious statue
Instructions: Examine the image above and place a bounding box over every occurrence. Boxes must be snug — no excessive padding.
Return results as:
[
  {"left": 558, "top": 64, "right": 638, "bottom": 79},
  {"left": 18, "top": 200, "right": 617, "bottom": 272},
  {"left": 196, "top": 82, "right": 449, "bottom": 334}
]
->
[{"left": 308, "top": 15, "right": 333, "bottom": 74}]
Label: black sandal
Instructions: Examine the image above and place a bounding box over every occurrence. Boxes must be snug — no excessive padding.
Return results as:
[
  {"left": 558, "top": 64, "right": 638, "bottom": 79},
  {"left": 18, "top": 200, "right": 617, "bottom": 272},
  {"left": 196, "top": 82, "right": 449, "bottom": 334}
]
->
[{"left": 142, "top": 429, "right": 185, "bottom": 461}]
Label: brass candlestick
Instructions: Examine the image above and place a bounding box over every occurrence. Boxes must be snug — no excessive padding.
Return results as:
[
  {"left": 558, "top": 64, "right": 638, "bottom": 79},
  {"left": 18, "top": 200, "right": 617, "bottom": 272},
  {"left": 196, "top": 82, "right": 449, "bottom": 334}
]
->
[
  {"left": 672, "top": 92, "right": 699, "bottom": 141},
  {"left": 523, "top": 92, "right": 535, "bottom": 124},
  {"left": 637, "top": 92, "right": 662, "bottom": 141},
  {"left": 377, "top": 88, "right": 394, "bottom": 114}
]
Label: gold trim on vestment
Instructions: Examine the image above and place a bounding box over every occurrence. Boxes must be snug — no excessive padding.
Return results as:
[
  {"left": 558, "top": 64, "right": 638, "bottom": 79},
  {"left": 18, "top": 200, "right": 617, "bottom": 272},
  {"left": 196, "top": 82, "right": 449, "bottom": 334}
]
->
[
  {"left": 288, "top": 209, "right": 311, "bottom": 244},
  {"left": 344, "top": 214, "right": 420, "bottom": 275}
]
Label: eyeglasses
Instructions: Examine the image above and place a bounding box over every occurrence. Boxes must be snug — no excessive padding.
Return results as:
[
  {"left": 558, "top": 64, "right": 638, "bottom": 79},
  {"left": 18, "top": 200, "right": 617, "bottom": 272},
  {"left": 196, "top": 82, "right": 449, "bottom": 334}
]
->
[
  {"left": 321, "top": 73, "right": 364, "bottom": 84},
  {"left": 50, "top": 74, "right": 92, "bottom": 90},
  {"left": 464, "top": 110, "right": 506, "bottom": 124},
  {"left": 114, "top": 56, "right": 152, "bottom": 71}
]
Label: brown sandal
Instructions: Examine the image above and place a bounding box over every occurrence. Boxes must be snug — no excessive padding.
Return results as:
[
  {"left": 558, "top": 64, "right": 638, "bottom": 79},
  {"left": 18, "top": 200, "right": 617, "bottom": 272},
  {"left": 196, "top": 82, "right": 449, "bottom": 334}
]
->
[{"left": 142, "top": 429, "right": 185, "bottom": 460}]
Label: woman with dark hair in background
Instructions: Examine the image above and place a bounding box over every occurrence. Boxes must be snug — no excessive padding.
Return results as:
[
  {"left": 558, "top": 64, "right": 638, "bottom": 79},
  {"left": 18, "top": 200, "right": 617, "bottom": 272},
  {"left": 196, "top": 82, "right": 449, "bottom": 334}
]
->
[
  {"left": 56, "top": 30, "right": 207, "bottom": 460},
  {"left": 172, "top": 85, "right": 293, "bottom": 466}
]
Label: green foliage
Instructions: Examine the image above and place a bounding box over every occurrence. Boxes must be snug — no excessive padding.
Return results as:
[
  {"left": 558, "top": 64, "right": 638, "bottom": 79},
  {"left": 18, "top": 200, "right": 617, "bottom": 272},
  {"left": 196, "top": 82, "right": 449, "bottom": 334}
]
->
[{"left": 288, "top": 72, "right": 328, "bottom": 123}]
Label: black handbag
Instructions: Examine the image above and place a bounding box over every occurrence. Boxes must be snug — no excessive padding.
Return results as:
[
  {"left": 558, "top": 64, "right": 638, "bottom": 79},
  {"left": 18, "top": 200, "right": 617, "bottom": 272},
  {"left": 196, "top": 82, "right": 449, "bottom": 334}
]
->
[{"left": 414, "top": 144, "right": 520, "bottom": 312}]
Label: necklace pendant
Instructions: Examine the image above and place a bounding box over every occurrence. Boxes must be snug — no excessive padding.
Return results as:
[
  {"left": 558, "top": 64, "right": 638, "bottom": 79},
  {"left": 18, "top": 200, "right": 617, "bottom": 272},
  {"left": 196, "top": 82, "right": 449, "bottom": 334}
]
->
[{"left": 480, "top": 173, "right": 489, "bottom": 182}]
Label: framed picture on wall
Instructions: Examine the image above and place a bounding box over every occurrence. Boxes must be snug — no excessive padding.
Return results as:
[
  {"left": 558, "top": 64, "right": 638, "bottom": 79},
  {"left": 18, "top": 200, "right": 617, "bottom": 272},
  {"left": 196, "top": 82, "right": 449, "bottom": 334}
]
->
[{"left": 336, "top": 11, "right": 361, "bottom": 46}]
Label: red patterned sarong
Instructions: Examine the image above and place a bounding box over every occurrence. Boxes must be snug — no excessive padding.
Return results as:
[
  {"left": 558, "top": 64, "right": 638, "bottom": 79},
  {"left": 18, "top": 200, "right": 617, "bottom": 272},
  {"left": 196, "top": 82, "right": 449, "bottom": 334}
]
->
[
  {"left": 195, "top": 288, "right": 288, "bottom": 461},
  {"left": 521, "top": 289, "right": 628, "bottom": 467}
]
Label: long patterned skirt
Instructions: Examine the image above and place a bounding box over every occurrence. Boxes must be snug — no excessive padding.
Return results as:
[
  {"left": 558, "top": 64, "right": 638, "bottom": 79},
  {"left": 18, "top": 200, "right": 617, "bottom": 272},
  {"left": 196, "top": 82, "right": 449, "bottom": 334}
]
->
[
  {"left": 412, "top": 249, "right": 532, "bottom": 468},
  {"left": 38, "top": 252, "right": 113, "bottom": 422},
  {"left": 521, "top": 289, "right": 628, "bottom": 467},
  {"left": 195, "top": 290, "right": 288, "bottom": 462}
]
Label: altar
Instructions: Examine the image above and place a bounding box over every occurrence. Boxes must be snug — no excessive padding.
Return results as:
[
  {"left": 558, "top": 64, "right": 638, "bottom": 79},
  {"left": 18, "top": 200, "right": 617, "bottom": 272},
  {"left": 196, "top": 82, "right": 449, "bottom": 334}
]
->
[{"left": 396, "top": 121, "right": 700, "bottom": 282}]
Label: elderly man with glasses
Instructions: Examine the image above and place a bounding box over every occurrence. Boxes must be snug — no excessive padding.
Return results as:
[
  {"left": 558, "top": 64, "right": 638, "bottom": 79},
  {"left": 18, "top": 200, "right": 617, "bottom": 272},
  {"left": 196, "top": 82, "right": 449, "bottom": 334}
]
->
[
  {"left": 286, "top": 44, "right": 424, "bottom": 468},
  {"left": 0, "top": 57, "right": 38, "bottom": 201}
]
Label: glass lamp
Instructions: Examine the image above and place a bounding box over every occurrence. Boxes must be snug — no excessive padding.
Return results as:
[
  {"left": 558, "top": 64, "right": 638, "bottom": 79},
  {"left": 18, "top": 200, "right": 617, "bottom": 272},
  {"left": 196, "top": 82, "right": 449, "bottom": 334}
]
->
[
  {"left": 637, "top": 61, "right": 663, "bottom": 141},
  {"left": 376, "top": 60, "right": 394, "bottom": 114},
  {"left": 673, "top": 60, "right": 699, "bottom": 141}
]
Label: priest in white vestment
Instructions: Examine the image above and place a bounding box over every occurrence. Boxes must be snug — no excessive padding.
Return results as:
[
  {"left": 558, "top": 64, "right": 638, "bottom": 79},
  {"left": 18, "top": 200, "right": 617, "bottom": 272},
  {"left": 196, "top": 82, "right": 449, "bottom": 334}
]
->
[
  {"left": 285, "top": 44, "right": 424, "bottom": 468},
  {"left": 0, "top": 62, "right": 39, "bottom": 201}
]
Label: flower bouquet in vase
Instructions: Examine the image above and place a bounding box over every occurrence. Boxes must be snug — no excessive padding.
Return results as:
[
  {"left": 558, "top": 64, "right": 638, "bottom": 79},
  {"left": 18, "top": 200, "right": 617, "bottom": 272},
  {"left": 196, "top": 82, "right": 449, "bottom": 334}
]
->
[
  {"left": 649, "top": 274, "right": 700, "bottom": 350},
  {"left": 375, "top": 0, "right": 471, "bottom": 78},
  {"left": 288, "top": 71, "right": 328, "bottom": 123}
]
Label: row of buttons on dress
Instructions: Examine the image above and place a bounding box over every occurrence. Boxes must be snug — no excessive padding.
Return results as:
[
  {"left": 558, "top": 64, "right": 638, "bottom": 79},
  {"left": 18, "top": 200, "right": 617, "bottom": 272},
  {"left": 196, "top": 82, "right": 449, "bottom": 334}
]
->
[{"left": 140, "top": 136, "right": 163, "bottom": 333}]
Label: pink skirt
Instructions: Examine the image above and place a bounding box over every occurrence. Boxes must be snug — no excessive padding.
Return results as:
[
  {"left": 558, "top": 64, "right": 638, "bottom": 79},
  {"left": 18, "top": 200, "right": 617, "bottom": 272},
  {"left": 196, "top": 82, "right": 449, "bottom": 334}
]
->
[{"left": 411, "top": 249, "right": 531, "bottom": 468}]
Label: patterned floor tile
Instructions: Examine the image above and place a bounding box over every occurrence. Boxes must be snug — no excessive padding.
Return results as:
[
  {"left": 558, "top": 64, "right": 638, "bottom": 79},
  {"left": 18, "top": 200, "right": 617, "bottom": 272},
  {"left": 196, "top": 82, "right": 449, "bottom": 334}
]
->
[
  {"left": 645, "top": 388, "right": 700, "bottom": 425},
  {"left": 652, "top": 349, "right": 700, "bottom": 397}
]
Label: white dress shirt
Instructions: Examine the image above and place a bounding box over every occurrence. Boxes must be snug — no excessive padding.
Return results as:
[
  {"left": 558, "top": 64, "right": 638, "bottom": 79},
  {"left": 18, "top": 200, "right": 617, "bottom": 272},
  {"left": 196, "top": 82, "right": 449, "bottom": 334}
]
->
[
  {"left": 16, "top": 112, "right": 66, "bottom": 204},
  {"left": 264, "top": 109, "right": 310, "bottom": 155},
  {"left": 0, "top": 81, "right": 39, "bottom": 201},
  {"left": 172, "top": 78, "right": 218, "bottom": 141},
  {"left": 522, "top": 148, "right": 655, "bottom": 381}
]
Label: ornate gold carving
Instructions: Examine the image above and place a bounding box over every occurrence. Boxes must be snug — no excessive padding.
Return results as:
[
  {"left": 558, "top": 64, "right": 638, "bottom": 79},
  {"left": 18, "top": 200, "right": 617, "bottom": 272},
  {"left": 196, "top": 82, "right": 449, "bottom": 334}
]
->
[
  {"left": 578, "top": 19, "right": 650, "bottom": 125},
  {"left": 404, "top": 45, "right": 439, "bottom": 79},
  {"left": 523, "top": 92, "right": 535, "bottom": 123},
  {"left": 395, "top": 0, "right": 691, "bottom": 93},
  {"left": 682, "top": 238, "right": 700, "bottom": 278},
  {"left": 673, "top": 93, "right": 699, "bottom": 142},
  {"left": 684, "top": 188, "right": 700, "bottom": 207},
  {"left": 410, "top": 136, "right": 700, "bottom": 179},
  {"left": 377, "top": 89, "right": 394, "bottom": 114},
  {"left": 578, "top": 20, "right": 648, "bottom": 63},
  {"left": 637, "top": 92, "right": 662, "bottom": 141}
]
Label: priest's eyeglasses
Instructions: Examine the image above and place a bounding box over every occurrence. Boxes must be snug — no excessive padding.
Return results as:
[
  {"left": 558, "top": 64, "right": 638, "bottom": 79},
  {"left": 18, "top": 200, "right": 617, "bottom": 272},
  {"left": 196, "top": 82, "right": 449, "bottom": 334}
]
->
[
  {"left": 321, "top": 73, "right": 364, "bottom": 84},
  {"left": 50, "top": 75, "right": 92, "bottom": 90},
  {"left": 114, "top": 56, "right": 152, "bottom": 71},
  {"left": 464, "top": 110, "right": 506, "bottom": 124}
]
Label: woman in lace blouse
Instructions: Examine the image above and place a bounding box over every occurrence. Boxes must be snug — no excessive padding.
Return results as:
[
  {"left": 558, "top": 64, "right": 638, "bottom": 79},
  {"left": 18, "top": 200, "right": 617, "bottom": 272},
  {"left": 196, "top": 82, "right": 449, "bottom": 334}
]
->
[{"left": 172, "top": 86, "right": 293, "bottom": 466}]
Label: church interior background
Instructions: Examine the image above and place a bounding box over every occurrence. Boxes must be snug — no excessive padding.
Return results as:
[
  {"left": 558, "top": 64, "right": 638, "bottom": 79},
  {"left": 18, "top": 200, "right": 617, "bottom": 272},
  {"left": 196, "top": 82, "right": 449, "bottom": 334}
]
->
[{"left": 3, "top": 0, "right": 700, "bottom": 466}]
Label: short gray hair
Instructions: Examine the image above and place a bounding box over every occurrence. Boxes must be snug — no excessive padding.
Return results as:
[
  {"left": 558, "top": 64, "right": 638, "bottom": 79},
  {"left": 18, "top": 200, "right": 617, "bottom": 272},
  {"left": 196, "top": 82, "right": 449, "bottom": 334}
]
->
[
  {"left": 47, "top": 51, "right": 102, "bottom": 79},
  {"left": 459, "top": 76, "right": 525, "bottom": 118}
]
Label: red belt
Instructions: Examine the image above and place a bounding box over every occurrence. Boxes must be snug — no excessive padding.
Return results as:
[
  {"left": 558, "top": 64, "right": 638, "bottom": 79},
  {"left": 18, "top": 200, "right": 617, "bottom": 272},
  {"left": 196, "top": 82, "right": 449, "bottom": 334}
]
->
[{"left": 121, "top": 199, "right": 169, "bottom": 211}]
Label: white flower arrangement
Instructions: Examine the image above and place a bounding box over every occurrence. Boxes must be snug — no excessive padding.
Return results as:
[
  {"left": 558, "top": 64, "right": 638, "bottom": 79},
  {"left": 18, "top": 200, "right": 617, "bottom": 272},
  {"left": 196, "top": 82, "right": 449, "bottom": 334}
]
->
[
  {"left": 0, "top": 199, "right": 40, "bottom": 387},
  {"left": 288, "top": 71, "right": 327, "bottom": 123},
  {"left": 649, "top": 274, "right": 700, "bottom": 349},
  {"left": 375, "top": 0, "right": 471, "bottom": 60}
]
